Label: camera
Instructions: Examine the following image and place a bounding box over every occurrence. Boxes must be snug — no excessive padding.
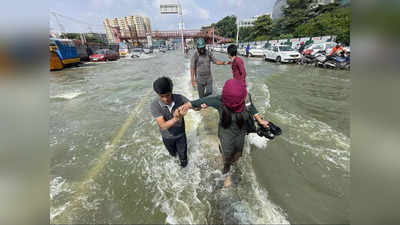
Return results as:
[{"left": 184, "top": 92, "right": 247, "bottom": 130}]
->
[{"left": 256, "top": 121, "right": 282, "bottom": 140}]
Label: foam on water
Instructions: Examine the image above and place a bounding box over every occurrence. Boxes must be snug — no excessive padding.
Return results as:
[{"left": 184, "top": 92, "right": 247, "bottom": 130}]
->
[
  {"left": 50, "top": 202, "right": 71, "bottom": 221},
  {"left": 247, "top": 78, "right": 349, "bottom": 171},
  {"left": 248, "top": 133, "right": 269, "bottom": 149},
  {"left": 263, "top": 83, "right": 272, "bottom": 109},
  {"left": 50, "top": 176, "right": 71, "bottom": 200},
  {"left": 50, "top": 176, "right": 73, "bottom": 220},
  {"left": 50, "top": 91, "right": 84, "bottom": 100},
  {"left": 273, "top": 108, "right": 350, "bottom": 171}
]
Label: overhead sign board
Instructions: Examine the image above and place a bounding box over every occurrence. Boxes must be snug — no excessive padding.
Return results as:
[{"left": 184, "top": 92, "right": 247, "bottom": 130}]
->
[{"left": 160, "top": 4, "right": 179, "bottom": 14}]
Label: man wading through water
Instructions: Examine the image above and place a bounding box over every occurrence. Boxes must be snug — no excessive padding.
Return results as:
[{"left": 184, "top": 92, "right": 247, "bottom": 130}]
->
[
  {"left": 191, "top": 38, "right": 230, "bottom": 98},
  {"left": 150, "top": 77, "right": 191, "bottom": 168}
]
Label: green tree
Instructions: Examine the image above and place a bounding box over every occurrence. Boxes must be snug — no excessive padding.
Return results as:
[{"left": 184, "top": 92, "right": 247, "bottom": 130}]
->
[
  {"left": 238, "top": 15, "right": 273, "bottom": 42},
  {"left": 239, "top": 26, "right": 255, "bottom": 42},
  {"left": 60, "top": 33, "right": 80, "bottom": 39},
  {"left": 294, "top": 7, "right": 350, "bottom": 44},
  {"left": 252, "top": 14, "right": 273, "bottom": 38},
  {"left": 279, "top": 33, "right": 294, "bottom": 39},
  {"left": 214, "top": 15, "right": 237, "bottom": 39},
  {"left": 280, "top": 0, "right": 313, "bottom": 34}
]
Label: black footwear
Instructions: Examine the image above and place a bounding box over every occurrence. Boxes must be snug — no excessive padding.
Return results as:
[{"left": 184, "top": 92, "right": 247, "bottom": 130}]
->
[{"left": 180, "top": 160, "right": 188, "bottom": 168}]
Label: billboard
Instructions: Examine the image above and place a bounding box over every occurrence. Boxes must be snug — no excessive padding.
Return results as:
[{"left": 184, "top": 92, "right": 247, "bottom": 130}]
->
[{"left": 160, "top": 4, "right": 179, "bottom": 14}]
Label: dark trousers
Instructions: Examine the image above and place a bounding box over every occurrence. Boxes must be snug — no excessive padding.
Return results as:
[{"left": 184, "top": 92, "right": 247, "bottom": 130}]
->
[
  {"left": 162, "top": 135, "right": 188, "bottom": 168},
  {"left": 197, "top": 79, "right": 213, "bottom": 98}
]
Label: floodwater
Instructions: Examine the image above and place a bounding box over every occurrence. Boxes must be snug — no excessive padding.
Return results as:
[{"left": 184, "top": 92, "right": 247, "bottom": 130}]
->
[{"left": 50, "top": 50, "right": 350, "bottom": 224}]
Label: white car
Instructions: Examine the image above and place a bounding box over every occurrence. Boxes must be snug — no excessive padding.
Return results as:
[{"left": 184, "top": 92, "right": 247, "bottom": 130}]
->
[
  {"left": 238, "top": 47, "right": 246, "bottom": 56},
  {"left": 143, "top": 48, "right": 153, "bottom": 54},
  {"left": 264, "top": 45, "right": 301, "bottom": 63},
  {"left": 249, "top": 45, "right": 267, "bottom": 57},
  {"left": 221, "top": 45, "right": 227, "bottom": 53},
  {"left": 214, "top": 46, "right": 222, "bottom": 52}
]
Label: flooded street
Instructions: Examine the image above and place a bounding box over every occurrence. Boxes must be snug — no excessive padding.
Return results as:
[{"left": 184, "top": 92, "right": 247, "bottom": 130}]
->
[{"left": 50, "top": 50, "right": 350, "bottom": 224}]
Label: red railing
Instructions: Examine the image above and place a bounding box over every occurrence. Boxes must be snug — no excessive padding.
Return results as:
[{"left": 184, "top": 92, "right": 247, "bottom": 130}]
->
[{"left": 112, "top": 27, "right": 232, "bottom": 43}]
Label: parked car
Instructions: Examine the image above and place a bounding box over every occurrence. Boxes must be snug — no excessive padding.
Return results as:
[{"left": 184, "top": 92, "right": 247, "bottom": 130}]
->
[
  {"left": 159, "top": 46, "right": 167, "bottom": 53},
  {"left": 143, "top": 47, "right": 153, "bottom": 54},
  {"left": 264, "top": 45, "right": 301, "bottom": 63},
  {"left": 89, "top": 49, "right": 119, "bottom": 62},
  {"left": 238, "top": 46, "right": 246, "bottom": 56},
  {"left": 303, "top": 42, "right": 337, "bottom": 56},
  {"left": 249, "top": 45, "right": 266, "bottom": 57},
  {"left": 131, "top": 48, "right": 143, "bottom": 58},
  {"left": 221, "top": 45, "right": 228, "bottom": 53},
  {"left": 213, "top": 46, "right": 222, "bottom": 52}
]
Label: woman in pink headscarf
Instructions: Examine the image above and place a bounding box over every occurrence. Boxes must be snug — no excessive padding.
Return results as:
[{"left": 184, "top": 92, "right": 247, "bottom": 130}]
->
[{"left": 179, "top": 79, "right": 269, "bottom": 187}]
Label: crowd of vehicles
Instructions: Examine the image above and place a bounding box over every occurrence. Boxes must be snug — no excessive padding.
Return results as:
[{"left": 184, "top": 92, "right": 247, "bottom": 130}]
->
[
  {"left": 210, "top": 41, "right": 350, "bottom": 70},
  {"left": 123, "top": 45, "right": 174, "bottom": 58},
  {"left": 50, "top": 38, "right": 175, "bottom": 71}
]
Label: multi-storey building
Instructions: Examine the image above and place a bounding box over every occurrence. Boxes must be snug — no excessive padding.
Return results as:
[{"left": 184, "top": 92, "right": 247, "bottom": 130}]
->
[
  {"left": 239, "top": 13, "right": 271, "bottom": 28},
  {"left": 104, "top": 15, "right": 152, "bottom": 43}
]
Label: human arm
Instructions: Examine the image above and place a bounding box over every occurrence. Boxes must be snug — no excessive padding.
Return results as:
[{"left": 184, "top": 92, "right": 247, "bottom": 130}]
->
[
  {"left": 180, "top": 95, "right": 222, "bottom": 112},
  {"left": 209, "top": 51, "right": 230, "bottom": 65},
  {"left": 191, "top": 95, "right": 222, "bottom": 109},
  {"left": 155, "top": 111, "right": 182, "bottom": 131},
  {"left": 253, "top": 114, "right": 269, "bottom": 128},
  {"left": 190, "top": 68, "right": 196, "bottom": 87},
  {"left": 246, "top": 94, "right": 269, "bottom": 128},
  {"left": 151, "top": 100, "right": 183, "bottom": 130},
  {"left": 190, "top": 54, "right": 197, "bottom": 87},
  {"left": 215, "top": 59, "right": 230, "bottom": 65}
]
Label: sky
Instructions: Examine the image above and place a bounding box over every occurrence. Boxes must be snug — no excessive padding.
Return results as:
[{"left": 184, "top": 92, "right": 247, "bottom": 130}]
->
[{"left": 50, "top": 0, "right": 276, "bottom": 33}]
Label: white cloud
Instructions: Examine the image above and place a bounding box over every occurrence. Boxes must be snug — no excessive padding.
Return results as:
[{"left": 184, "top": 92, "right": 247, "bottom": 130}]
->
[
  {"left": 197, "top": 8, "right": 210, "bottom": 20},
  {"left": 89, "top": 0, "right": 115, "bottom": 9},
  {"left": 235, "top": 0, "right": 244, "bottom": 8},
  {"left": 181, "top": 0, "right": 210, "bottom": 20}
]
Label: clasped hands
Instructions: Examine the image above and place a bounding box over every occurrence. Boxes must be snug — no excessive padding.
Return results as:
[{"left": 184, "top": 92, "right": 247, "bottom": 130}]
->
[{"left": 173, "top": 102, "right": 208, "bottom": 120}]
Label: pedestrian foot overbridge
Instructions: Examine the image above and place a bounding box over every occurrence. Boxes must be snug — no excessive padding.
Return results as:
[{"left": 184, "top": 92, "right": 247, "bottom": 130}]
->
[{"left": 111, "top": 26, "right": 232, "bottom": 44}]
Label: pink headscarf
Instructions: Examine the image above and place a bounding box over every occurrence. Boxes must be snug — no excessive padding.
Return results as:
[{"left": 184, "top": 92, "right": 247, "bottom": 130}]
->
[{"left": 222, "top": 79, "right": 247, "bottom": 113}]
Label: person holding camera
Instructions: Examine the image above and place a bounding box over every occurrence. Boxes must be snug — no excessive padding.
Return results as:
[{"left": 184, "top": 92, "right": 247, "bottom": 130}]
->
[{"left": 178, "top": 79, "right": 271, "bottom": 187}]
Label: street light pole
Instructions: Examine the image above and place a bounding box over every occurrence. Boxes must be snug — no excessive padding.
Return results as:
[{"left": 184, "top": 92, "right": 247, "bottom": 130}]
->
[
  {"left": 212, "top": 26, "right": 215, "bottom": 46},
  {"left": 178, "top": 0, "right": 184, "bottom": 55},
  {"left": 236, "top": 16, "right": 240, "bottom": 45},
  {"left": 159, "top": 2, "right": 184, "bottom": 56}
]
